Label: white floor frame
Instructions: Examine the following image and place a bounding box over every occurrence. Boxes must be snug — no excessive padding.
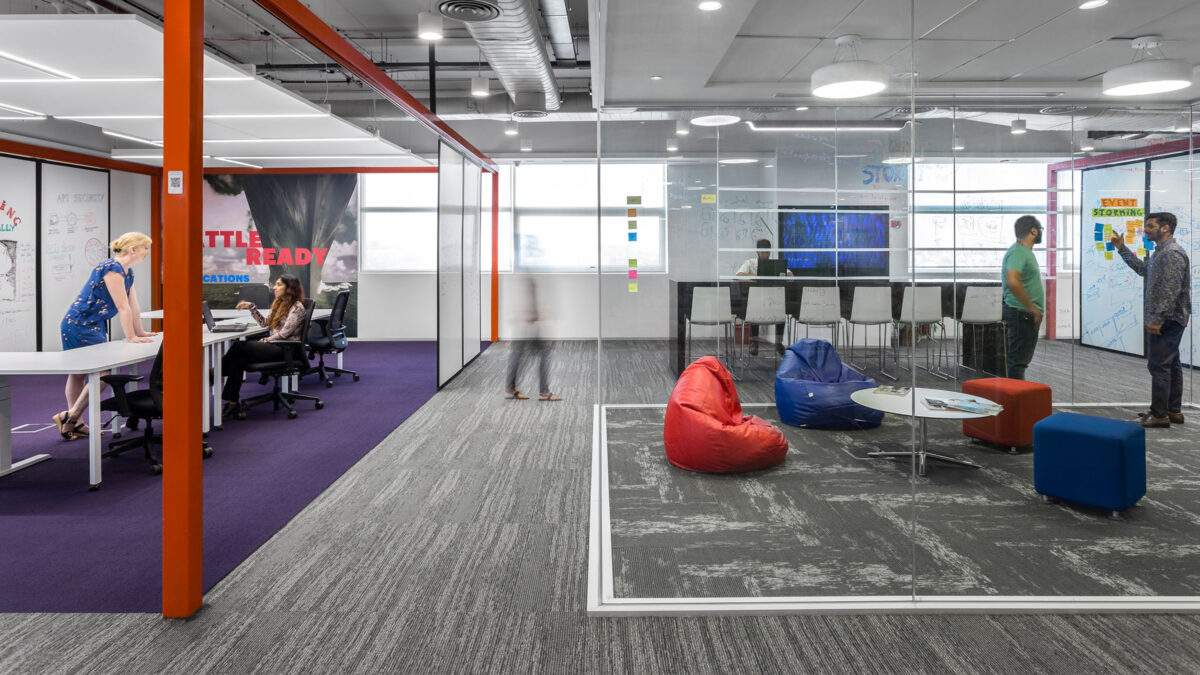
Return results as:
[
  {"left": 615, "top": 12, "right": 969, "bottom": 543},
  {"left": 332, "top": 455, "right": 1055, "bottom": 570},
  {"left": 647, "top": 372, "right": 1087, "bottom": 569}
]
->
[{"left": 587, "top": 402, "right": 1200, "bottom": 616}]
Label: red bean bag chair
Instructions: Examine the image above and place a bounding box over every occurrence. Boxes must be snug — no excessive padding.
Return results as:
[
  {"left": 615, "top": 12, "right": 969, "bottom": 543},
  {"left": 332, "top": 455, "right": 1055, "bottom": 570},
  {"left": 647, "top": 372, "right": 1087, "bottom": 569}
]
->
[{"left": 664, "top": 356, "right": 789, "bottom": 473}]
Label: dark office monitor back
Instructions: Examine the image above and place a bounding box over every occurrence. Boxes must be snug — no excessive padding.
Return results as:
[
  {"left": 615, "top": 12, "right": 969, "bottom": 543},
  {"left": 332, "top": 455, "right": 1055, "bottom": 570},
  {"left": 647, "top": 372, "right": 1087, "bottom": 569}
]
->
[{"left": 756, "top": 258, "right": 788, "bottom": 278}]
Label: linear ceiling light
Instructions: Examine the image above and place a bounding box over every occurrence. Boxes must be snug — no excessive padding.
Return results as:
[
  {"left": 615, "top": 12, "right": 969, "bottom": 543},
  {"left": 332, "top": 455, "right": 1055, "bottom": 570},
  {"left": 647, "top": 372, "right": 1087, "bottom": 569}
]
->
[
  {"left": 213, "top": 157, "right": 263, "bottom": 169},
  {"left": 1103, "top": 36, "right": 1193, "bottom": 96},
  {"left": 0, "top": 49, "right": 75, "bottom": 79},
  {"left": 418, "top": 11, "right": 444, "bottom": 40},
  {"left": 882, "top": 155, "right": 922, "bottom": 165},
  {"left": 1078, "top": 0, "right": 1107, "bottom": 8},
  {"left": 811, "top": 35, "right": 887, "bottom": 99},
  {"left": 103, "top": 129, "right": 162, "bottom": 146},
  {"left": 745, "top": 120, "right": 906, "bottom": 132},
  {"left": 217, "top": 155, "right": 411, "bottom": 160},
  {"left": 718, "top": 158, "right": 757, "bottom": 164},
  {"left": 202, "top": 137, "right": 377, "bottom": 144},
  {"left": 0, "top": 101, "right": 45, "bottom": 117}
]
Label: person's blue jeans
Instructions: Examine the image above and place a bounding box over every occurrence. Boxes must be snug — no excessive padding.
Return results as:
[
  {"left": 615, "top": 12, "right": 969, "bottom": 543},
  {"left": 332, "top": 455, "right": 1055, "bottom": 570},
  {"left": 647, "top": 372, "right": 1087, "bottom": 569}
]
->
[
  {"left": 1003, "top": 304, "right": 1040, "bottom": 380},
  {"left": 1147, "top": 319, "right": 1185, "bottom": 418}
]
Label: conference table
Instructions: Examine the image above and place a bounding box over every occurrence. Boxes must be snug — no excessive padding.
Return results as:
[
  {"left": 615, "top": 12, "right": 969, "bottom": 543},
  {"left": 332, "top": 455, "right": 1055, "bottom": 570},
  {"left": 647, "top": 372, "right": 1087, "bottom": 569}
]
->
[{"left": 851, "top": 386, "right": 999, "bottom": 477}]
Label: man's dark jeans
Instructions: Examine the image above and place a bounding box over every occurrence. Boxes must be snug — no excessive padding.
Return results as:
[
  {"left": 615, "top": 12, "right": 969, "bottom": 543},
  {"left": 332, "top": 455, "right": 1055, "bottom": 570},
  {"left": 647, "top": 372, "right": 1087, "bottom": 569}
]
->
[
  {"left": 1003, "top": 304, "right": 1040, "bottom": 380},
  {"left": 1148, "top": 319, "right": 1185, "bottom": 418}
]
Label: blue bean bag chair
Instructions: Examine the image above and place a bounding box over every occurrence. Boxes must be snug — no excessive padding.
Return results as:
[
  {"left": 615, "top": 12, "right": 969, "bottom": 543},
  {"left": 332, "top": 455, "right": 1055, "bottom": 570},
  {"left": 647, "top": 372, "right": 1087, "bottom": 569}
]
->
[{"left": 775, "top": 339, "right": 883, "bottom": 430}]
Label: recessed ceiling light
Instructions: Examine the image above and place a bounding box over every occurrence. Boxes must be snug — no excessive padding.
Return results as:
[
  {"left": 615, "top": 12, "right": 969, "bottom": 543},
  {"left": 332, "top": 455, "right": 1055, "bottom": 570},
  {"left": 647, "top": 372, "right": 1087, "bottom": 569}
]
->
[
  {"left": 764, "top": 164, "right": 775, "bottom": 168},
  {"left": 691, "top": 114, "right": 741, "bottom": 127},
  {"left": 698, "top": 1, "right": 722, "bottom": 10},
  {"left": 1103, "top": 36, "right": 1193, "bottom": 96},
  {"left": 891, "top": 72, "right": 919, "bottom": 79},
  {"left": 1078, "top": 0, "right": 1107, "bottom": 8},
  {"left": 811, "top": 35, "right": 888, "bottom": 99},
  {"left": 794, "top": 106, "right": 809, "bottom": 111},
  {"left": 718, "top": 158, "right": 757, "bottom": 164},
  {"left": 650, "top": 75, "right": 664, "bottom": 81}
]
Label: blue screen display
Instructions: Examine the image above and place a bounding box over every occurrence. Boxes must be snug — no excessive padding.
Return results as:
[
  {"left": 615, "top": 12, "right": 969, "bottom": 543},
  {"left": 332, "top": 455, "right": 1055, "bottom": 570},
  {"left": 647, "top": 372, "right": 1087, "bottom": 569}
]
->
[{"left": 779, "top": 209, "right": 888, "bottom": 277}]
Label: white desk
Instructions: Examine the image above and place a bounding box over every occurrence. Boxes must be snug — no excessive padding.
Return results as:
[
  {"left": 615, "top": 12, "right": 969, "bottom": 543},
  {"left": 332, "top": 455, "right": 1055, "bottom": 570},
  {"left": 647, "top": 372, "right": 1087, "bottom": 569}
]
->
[
  {"left": 141, "top": 308, "right": 331, "bottom": 321},
  {"left": 0, "top": 336, "right": 162, "bottom": 488},
  {"left": 850, "top": 387, "right": 999, "bottom": 476}
]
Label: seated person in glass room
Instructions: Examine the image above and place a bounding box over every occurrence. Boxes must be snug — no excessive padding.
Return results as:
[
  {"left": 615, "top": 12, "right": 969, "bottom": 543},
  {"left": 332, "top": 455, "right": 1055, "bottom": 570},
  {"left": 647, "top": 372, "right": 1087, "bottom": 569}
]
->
[{"left": 735, "top": 238, "right": 792, "bottom": 355}]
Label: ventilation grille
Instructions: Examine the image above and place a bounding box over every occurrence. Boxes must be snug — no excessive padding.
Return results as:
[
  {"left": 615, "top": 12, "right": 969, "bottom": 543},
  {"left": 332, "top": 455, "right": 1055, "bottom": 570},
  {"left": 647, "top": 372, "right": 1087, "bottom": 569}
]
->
[
  {"left": 512, "top": 108, "right": 549, "bottom": 119},
  {"left": 890, "top": 106, "right": 937, "bottom": 116},
  {"left": 512, "top": 91, "right": 548, "bottom": 118},
  {"left": 1040, "top": 105, "right": 1087, "bottom": 115},
  {"left": 438, "top": 0, "right": 501, "bottom": 22}
]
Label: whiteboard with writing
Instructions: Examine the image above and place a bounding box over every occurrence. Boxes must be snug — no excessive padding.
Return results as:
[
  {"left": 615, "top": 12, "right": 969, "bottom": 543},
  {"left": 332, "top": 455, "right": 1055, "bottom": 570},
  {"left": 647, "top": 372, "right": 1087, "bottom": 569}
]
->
[
  {"left": 1148, "top": 154, "right": 1199, "bottom": 366},
  {"left": 40, "top": 164, "right": 110, "bottom": 351},
  {"left": 1080, "top": 162, "right": 1146, "bottom": 356},
  {"left": 0, "top": 156, "right": 38, "bottom": 351}
]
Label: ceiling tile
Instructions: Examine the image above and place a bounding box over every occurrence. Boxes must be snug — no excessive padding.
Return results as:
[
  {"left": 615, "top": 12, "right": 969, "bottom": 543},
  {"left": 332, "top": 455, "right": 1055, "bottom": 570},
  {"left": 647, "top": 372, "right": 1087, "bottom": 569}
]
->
[{"left": 709, "top": 37, "right": 820, "bottom": 83}]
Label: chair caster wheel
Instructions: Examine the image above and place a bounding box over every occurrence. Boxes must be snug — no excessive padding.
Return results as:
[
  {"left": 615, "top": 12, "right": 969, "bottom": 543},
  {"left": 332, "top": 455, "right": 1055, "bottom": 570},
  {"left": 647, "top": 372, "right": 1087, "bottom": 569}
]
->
[
  {"left": 353, "top": 374, "right": 360, "bottom": 382},
  {"left": 112, "top": 433, "right": 122, "bottom": 440},
  {"left": 315, "top": 401, "right": 324, "bottom": 410},
  {"left": 151, "top": 464, "right": 163, "bottom": 475},
  {"left": 89, "top": 484, "right": 100, "bottom": 492},
  {"left": 202, "top": 446, "right": 214, "bottom": 458},
  {"left": 325, "top": 381, "right": 333, "bottom": 388},
  {"left": 234, "top": 411, "right": 246, "bottom": 421},
  {"left": 287, "top": 410, "right": 298, "bottom": 419}
]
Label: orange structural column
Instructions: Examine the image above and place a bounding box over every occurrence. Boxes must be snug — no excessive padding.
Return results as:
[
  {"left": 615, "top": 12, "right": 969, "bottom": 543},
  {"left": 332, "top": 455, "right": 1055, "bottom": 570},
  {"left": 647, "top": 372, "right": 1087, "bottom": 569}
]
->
[
  {"left": 161, "top": 0, "right": 205, "bottom": 619},
  {"left": 490, "top": 169, "right": 499, "bottom": 342}
]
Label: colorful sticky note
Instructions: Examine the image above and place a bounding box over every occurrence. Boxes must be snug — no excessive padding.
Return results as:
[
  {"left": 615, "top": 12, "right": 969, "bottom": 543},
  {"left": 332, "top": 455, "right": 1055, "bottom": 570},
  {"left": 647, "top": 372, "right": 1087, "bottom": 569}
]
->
[
  {"left": 627, "top": 208, "right": 637, "bottom": 217},
  {"left": 626, "top": 196, "right": 642, "bottom": 205},
  {"left": 628, "top": 232, "right": 637, "bottom": 242},
  {"left": 628, "top": 270, "right": 637, "bottom": 279},
  {"left": 628, "top": 221, "right": 637, "bottom": 230},
  {"left": 1095, "top": 242, "right": 1105, "bottom": 251},
  {"left": 1125, "top": 233, "right": 1136, "bottom": 244},
  {"left": 628, "top": 283, "right": 638, "bottom": 293},
  {"left": 701, "top": 194, "right": 716, "bottom": 204},
  {"left": 1094, "top": 222, "right": 1105, "bottom": 231},
  {"left": 628, "top": 258, "right": 637, "bottom": 268},
  {"left": 1105, "top": 251, "right": 1114, "bottom": 260},
  {"left": 1094, "top": 231, "right": 1104, "bottom": 241},
  {"left": 1138, "top": 248, "right": 1147, "bottom": 256},
  {"left": 1105, "top": 242, "right": 1114, "bottom": 251}
]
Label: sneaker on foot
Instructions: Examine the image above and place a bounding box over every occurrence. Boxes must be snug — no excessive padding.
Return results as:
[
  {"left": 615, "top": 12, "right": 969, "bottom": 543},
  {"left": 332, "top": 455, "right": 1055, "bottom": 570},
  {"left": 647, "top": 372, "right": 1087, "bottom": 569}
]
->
[{"left": 1138, "top": 410, "right": 1185, "bottom": 424}]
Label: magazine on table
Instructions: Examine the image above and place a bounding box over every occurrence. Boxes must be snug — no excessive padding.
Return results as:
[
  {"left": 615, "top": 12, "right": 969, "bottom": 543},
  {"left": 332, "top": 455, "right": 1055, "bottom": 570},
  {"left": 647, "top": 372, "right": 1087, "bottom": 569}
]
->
[
  {"left": 922, "top": 397, "right": 1003, "bottom": 415},
  {"left": 873, "top": 385, "right": 911, "bottom": 396}
]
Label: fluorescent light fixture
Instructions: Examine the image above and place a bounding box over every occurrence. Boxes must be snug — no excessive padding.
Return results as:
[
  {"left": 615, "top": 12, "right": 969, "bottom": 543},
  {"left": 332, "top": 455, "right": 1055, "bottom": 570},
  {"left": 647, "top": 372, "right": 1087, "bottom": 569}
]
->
[
  {"left": 471, "top": 76, "right": 490, "bottom": 97},
  {"left": 217, "top": 155, "right": 411, "bottom": 160},
  {"left": 0, "top": 49, "right": 76, "bottom": 79},
  {"left": 745, "top": 120, "right": 906, "bottom": 132},
  {"left": 691, "top": 114, "right": 741, "bottom": 127},
  {"left": 205, "top": 113, "right": 329, "bottom": 119},
  {"left": 1011, "top": 119, "right": 1027, "bottom": 134},
  {"left": 1103, "top": 36, "right": 1193, "bottom": 96},
  {"left": 650, "top": 75, "right": 664, "bottom": 81},
  {"left": 794, "top": 106, "right": 809, "bottom": 111},
  {"left": 103, "top": 129, "right": 162, "bottom": 146},
  {"left": 504, "top": 120, "right": 518, "bottom": 136},
  {"left": 0, "top": 101, "right": 45, "bottom": 117},
  {"left": 520, "top": 139, "right": 533, "bottom": 152},
  {"left": 213, "top": 157, "right": 263, "bottom": 169},
  {"left": 202, "top": 137, "right": 377, "bottom": 144},
  {"left": 698, "top": 1, "right": 722, "bottom": 10},
  {"left": 1078, "top": 0, "right": 1107, "bottom": 8},
  {"left": 675, "top": 119, "right": 690, "bottom": 136},
  {"left": 764, "top": 163, "right": 775, "bottom": 168},
  {"left": 666, "top": 139, "right": 678, "bottom": 152},
  {"left": 112, "top": 152, "right": 213, "bottom": 160},
  {"left": 811, "top": 35, "right": 887, "bottom": 99},
  {"left": 0, "top": 115, "right": 45, "bottom": 121},
  {"left": 881, "top": 156, "right": 922, "bottom": 164},
  {"left": 718, "top": 158, "right": 757, "bottom": 164},
  {"left": 417, "top": 11, "right": 444, "bottom": 40},
  {"left": 952, "top": 136, "right": 965, "bottom": 150}
]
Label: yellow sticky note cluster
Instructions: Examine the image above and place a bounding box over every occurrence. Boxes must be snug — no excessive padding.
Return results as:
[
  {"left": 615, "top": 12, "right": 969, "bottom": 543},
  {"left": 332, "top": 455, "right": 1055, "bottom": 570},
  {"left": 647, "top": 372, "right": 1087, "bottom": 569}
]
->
[
  {"left": 628, "top": 282, "right": 638, "bottom": 293},
  {"left": 1095, "top": 242, "right": 1105, "bottom": 251},
  {"left": 1138, "top": 248, "right": 1147, "bottom": 256},
  {"left": 1105, "top": 251, "right": 1114, "bottom": 260},
  {"left": 1125, "top": 232, "right": 1136, "bottom": 244}
]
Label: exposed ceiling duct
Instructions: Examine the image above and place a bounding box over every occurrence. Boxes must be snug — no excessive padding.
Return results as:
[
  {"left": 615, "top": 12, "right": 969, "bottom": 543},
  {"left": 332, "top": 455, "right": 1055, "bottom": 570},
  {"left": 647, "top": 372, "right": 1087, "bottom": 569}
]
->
[
  {"left": 540, "top": 0, "right": 576, "bottom": 64},
  {"left": 447, "top": 0, "right": 562, "bottom": 112}
]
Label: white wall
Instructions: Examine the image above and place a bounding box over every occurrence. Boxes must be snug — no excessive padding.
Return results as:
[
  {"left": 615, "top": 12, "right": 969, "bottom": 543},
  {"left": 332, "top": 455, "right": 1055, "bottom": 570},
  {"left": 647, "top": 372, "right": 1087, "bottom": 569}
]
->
[{"left": 109, "top": 170, "right": 152, "bottom": 340}]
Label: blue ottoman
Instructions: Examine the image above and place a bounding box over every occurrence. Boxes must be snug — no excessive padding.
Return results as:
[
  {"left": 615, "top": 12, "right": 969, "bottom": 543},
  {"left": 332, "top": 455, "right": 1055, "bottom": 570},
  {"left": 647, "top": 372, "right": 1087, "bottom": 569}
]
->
[{"left": 1033, "top": 412, "right": 1146, "bottom": 517}]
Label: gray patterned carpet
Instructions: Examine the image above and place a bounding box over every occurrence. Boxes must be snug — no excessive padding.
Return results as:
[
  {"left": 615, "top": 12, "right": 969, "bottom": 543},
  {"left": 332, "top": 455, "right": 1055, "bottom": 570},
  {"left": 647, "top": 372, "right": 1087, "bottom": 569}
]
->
[
  {"left": 2, "top": 340, "right": 1200, "bottom": 673},
  {"left": 606, "top": 405, "right": 1200, "bottom": 599}
]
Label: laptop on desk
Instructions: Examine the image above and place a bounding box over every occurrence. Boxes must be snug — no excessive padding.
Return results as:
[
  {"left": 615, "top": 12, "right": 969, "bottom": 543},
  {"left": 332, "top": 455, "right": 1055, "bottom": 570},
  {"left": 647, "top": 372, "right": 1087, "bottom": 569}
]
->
[
  {"left": 203, "top": 301, "right": 255, "bottom": 333},
  {"left": 756, "top": 258, "right": 788, "bottom": 279}
]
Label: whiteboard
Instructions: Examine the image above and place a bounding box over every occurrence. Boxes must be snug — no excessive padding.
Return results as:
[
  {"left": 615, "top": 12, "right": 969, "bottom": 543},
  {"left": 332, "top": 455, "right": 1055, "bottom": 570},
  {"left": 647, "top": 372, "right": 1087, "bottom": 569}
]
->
[
  {"left": 0, "top": 156, "right": 38, "bottom": 351},
  {"left": 437, "top": 142, "right": 464, "bottom": 386},
  {"left": 40, "top": 164, "right": 110, "bottom": 352},
  {"left": 1080, "top": 162, "right": 1146, "bottom": 356},
  {"left": 1148, "top": 154, "right": 1199, "bottom": 366}
]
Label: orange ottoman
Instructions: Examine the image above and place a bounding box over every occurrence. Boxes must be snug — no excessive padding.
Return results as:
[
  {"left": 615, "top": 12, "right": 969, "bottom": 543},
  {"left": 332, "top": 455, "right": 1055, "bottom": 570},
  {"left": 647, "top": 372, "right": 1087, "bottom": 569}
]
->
[{"left": 961, "top": 378, "right": 1052, "bottom": 453}]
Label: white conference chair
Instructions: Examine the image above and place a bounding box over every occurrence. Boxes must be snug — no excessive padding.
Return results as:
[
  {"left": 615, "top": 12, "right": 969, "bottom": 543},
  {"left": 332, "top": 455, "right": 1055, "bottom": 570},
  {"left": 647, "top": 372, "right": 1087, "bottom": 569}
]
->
[
  {"left": 846, "top": 286, "right": 895, "bottom": 380},
  {"left": 740, "top": 286, "right": 789, "bottom": 365},
  {"left": 686, "top": 286, "right": 736, "bottom": 369},
  {"left": 958, "top": 285, "right": 1006, "bottom": 376},
  {"left": 893, "top": 286, "right": 948, "bottom": 379},
  {"left": 794, "top": 286, "right": 842, "bottom": 351}
]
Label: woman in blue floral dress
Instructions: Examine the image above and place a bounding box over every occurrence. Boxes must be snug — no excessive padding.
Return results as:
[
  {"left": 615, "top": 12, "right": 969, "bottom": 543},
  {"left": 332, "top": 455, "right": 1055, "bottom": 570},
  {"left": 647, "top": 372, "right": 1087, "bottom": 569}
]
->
[{"left": 54, "top": 232, "right": 156, "bottom": 440}]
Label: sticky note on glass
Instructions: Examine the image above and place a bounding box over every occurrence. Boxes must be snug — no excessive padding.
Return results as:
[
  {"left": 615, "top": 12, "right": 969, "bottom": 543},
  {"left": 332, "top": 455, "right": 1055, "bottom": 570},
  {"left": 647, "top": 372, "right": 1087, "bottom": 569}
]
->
[
  {"left": 1094, "top": 232, "right": 1103, "bottom": 241},
  {"left": 628, "top": 232, "right": 637, "bottom": 242},
  {"left": 1125, "top": 233, "right": 1136, "bottom": 244},
  {"left": 1138, "top": 248, "right": 1147, "bottom": 256},
  {"left": 627, "top": 208, "right": 637, "bottom": 217},
  {"left": 628, "top": 283, "right": 638, "bottom": 293},
  {"left": 628, "top": 258, "right": 637, "bottom": 268},
  {"left": 1095, "top": 242, "right": 1105, "bottom": 251},
  {"left": 701, "top": 194, "right": 716, "bottom": 204},
  {"left": 1095, "top": 223, "right": 1105, "bottom": 231},
  {"left": 628, "top": 270, "right": 637, "bottom": 279},
  {"left": 626, "top": 196, "right": 641, "bottom": 205},
  {"left": 1105, "top": 242, "right": 1114, "bottom": 251},
  {"left": 628, "top": 221, "right": 637, "bottom": 230},
  {"left": 1105, "top": 251, "right": 1114, "bottom": 260}
]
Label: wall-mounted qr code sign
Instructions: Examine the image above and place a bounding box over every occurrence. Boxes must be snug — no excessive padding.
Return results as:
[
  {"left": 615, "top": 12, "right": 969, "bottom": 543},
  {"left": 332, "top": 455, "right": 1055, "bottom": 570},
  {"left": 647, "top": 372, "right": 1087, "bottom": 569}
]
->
[{"left": 167, "top": 171, "right": 183, "bottom": 194}]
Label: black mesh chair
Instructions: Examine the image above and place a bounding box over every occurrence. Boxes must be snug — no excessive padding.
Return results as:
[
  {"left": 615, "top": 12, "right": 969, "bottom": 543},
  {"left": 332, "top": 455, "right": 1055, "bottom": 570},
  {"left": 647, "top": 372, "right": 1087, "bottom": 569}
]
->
[
  {"left": 303, "top": 289, "right": 359, "bottom": 388},
  {"left": 239, "top": 299, "right": 324, "bottom": 419},
  {"left": 100, "top": 345, "right": 213, "bottom": 475},
  {"left": 237, "top": 284, "right": 272, "bottom": 309}
]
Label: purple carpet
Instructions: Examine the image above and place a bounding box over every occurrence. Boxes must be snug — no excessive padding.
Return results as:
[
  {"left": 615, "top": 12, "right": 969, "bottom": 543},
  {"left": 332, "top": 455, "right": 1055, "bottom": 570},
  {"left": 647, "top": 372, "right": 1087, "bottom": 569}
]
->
[{"left": 0, "top": 341, "right": 447, "bottom": 612}]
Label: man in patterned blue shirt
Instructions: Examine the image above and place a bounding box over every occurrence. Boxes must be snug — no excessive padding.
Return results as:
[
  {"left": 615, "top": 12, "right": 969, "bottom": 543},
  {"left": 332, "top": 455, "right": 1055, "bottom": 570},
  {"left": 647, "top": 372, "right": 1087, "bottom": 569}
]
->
[{"left": 1112, "top": 212, "right": 1192, "bottom": 428}]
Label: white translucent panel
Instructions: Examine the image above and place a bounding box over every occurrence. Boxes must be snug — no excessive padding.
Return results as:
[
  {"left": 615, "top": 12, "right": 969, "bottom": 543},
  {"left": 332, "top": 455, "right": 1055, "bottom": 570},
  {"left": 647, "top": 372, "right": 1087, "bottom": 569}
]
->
[{"left": 360, "top": 211, "right": 436, "bottom": 272}]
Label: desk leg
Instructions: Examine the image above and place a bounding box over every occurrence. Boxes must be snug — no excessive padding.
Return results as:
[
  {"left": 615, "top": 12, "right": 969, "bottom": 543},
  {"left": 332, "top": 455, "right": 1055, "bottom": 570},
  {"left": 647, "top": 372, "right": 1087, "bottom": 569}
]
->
[
  {"left": 202, "top": 345, "right": 211, "bottom": 434},
  {"left": 213, "top": 342, "right": 224, "bottom": 430},
  {"left": 868, "top": 417, "right": 981, "bottom": 476},
  {"left": 0, "top": 374, "right": 51, "bottom": 479},
  {"left": 88, "top": 373, "right": 101, "bottom": 490}
]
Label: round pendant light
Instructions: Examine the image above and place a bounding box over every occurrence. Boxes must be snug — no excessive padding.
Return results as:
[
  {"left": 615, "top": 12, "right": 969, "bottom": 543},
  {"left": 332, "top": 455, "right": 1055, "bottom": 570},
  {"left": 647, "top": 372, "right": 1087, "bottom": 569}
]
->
[
  {"left": 811, "top": 35, "right": 888, "bottom": 99},
  {"left": 417, "top": 11, "right": 444, "bottom": 40},
  {"left": 470, "top": 76, "right": 490, "bottom": 97},
  {"left": 1103, "top": 36, "right": 1193, "bottom": 96},
  {"left": 1011, "top": 119, "right": 1027, "bottom": 135},
  {"left": 690, "top": 114, "right": 741, "bottom": 127}
]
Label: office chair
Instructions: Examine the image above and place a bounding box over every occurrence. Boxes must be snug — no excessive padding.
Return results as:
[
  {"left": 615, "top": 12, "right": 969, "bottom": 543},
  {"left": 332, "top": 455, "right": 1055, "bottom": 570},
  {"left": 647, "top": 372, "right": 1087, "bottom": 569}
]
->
[
  {"left": 238, "top": 299, "right": 324, "bottom": 419},
  {"left": 237, "top": 284, "right": 273, "bottom": 309},
  {"left": 958, "top": 286, "right": 1007, "bottom": 376},
  {"left": 100, "top": 345, "right": 213, "bottom": 475},
  {"left": 794, "top": 286, "right": 842, "bottom": 351},
  {"left": 303, "top": 289, "right": 359, "bottom": 388},
  {"left": 686, "top": 286, "right": 736, "bottom": 370}
]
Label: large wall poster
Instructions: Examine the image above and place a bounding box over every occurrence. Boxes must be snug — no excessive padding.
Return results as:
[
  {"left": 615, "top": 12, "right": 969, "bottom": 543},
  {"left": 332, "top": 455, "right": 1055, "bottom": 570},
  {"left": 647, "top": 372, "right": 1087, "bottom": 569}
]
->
[
  {"left": 201, "top": 175, "right": 359, "bottom": 335},
  {"left": 1080, "top": 161, "right": 1148, "bottom": 356},
  {"left": 0, "top": 156, "right": 38, "bottom": 351},
  {"left": 40, "top": 163, "right": 109, "bottom": 352}
]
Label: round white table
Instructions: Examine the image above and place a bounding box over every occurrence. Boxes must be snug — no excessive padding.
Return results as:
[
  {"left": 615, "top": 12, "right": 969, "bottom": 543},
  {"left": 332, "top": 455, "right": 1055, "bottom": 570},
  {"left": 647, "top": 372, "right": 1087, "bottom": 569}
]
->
[{"left": 850, "top": 387, "right": 1000, "bottom": 476}]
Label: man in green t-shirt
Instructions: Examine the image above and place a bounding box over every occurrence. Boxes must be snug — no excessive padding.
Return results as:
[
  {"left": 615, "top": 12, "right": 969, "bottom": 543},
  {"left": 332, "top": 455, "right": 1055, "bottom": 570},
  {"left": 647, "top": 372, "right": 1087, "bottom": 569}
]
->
[{"left": 1001, "top": 215, "right": 1045, "bottom": 380}]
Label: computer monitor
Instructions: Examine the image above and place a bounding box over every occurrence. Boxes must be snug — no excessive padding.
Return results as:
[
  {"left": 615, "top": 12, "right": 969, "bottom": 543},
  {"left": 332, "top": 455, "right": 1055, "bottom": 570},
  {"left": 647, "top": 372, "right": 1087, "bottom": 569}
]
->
[{"left": 756, "top": 258, "right": 788, "bottom": 278}]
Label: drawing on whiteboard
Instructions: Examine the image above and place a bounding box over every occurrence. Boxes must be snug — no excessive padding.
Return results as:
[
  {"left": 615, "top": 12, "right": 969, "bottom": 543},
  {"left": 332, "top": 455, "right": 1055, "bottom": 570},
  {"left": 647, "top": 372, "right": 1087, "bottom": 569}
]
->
[
  {"left": 84, "top": 237, "right": 106, "bottom": 266},
  {"left": 0, "top": 240, "right": 15, "bottom": 301}
]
